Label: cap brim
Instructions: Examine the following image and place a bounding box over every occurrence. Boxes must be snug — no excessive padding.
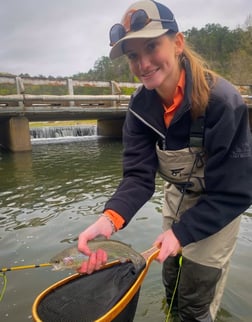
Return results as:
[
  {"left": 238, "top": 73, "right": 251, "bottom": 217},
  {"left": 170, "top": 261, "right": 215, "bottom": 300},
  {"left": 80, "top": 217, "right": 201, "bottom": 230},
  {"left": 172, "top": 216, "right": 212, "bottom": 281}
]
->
[{"left": 109, "top": 28, "right": 168, "bottom": 60}]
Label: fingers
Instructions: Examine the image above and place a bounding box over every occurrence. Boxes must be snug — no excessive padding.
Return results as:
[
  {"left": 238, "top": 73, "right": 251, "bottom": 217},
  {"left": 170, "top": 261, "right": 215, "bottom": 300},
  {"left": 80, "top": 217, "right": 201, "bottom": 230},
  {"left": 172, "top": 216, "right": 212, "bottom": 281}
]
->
[
  {"left": 78, "top": 231, "right": 92, "bottom": 255},
  {"left": 78, "top": 249, "right": 107, "bottom": 274},
  {"left": 77, "top": 215, "right": 115, "bottom": 274},
  {"left": 154, "top": 229, "right": 181, "bottom": 263},
  {"left": 77, "top": 223, "right": 100, "bottom": 255},
  {"left": 153, "top": 236, "right": 162, "bottom": 249},
  {"left": 156, "top": 243, "right": 176, "bottom": 263},
  {"left": 95, "top": 248, "right": 108, "bottom": 269},
  {"left": 78, "top": 216, "right": 114, "bottom": 254}
]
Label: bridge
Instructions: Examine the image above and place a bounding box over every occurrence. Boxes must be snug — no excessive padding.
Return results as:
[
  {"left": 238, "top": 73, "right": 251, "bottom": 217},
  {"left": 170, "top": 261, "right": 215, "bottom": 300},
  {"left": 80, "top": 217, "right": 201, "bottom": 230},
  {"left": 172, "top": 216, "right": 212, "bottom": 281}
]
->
[
  {"left": 0, "top": 76, "right": 138, "bottom": 151},
  {"left": 0, "top": 76, "right": 251, "bottom": 152}
]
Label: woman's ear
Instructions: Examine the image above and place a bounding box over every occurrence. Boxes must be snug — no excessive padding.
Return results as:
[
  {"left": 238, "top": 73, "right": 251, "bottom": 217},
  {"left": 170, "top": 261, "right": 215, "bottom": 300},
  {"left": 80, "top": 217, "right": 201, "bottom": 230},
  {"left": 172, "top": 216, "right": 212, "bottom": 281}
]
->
[{"left": 174, "top": 32, "right": 185, "bottom": 55}]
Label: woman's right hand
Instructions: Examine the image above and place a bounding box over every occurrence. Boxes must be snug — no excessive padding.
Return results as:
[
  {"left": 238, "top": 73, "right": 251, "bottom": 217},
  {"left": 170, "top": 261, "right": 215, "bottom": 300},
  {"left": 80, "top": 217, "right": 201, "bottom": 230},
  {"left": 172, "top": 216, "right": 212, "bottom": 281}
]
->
[{"left": 77, "top": 215, "right": 114, "bottom": 274}]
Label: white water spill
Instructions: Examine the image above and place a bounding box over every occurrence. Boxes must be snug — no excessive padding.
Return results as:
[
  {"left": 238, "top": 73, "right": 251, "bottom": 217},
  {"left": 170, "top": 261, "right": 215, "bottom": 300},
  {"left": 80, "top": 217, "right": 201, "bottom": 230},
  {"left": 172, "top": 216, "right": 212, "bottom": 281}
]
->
[{"left": 30, "top": 125, "right": 97, "bottom": 139}]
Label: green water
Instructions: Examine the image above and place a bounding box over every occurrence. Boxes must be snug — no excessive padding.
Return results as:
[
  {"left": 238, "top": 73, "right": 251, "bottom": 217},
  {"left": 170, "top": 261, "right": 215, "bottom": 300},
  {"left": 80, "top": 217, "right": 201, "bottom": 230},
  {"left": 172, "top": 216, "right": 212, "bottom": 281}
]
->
[{"left": 0, "top": 137, "right": 251, "bottom": 321}]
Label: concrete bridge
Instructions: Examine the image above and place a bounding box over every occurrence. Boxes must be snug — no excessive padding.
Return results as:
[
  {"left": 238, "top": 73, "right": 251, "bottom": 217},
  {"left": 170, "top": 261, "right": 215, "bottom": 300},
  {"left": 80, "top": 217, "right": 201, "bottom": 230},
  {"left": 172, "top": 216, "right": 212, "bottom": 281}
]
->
[
  {"left": 0, "top": 76, "right": 251, "bottom": 152},
  {"left": 0, "top": 76, "right": 139, "bottom": 151}
]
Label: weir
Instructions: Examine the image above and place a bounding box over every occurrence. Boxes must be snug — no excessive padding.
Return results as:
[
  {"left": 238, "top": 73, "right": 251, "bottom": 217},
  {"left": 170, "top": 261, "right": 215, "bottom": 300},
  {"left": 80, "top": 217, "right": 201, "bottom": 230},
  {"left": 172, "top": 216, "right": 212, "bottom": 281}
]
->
[
  {"left": 0, "top": 76, "right": 251, "bottom": 152},
  {"left": 30, "top": 125, "right": 97, "bottom": 139}
]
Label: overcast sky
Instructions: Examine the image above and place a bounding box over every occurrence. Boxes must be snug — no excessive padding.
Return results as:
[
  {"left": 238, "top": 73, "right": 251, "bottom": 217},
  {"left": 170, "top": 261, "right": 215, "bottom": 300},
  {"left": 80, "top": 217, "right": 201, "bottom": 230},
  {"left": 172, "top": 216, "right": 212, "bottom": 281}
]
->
[{"left": 0, "top": 0, "right": 251, "bottom": 77}]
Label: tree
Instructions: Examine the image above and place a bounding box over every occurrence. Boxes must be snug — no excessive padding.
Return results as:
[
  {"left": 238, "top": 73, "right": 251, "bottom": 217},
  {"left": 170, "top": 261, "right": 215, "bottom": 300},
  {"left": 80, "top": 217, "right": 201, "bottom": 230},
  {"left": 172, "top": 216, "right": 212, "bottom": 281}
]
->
[
  {"left": 2, "top": 23, "right": 251, "bottom": 87},
  {"left": 184, "top": 23, "right": 250, "bottom": 78},
  {"left": 73, "top": 56, "right": 133, "bottom": 82}
]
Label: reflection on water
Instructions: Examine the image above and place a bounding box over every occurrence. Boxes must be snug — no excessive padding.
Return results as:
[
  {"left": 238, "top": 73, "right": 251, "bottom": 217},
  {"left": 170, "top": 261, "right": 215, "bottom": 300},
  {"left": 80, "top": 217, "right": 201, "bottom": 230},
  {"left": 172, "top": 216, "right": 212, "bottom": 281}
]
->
[{"left": 0, "top": 138, "right": 251, "bottom": 322}]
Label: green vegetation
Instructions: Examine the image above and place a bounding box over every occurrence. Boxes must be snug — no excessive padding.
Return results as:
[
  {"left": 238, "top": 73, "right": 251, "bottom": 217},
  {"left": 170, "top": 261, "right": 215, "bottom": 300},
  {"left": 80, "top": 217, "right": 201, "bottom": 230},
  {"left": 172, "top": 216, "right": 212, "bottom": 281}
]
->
[
  {"left": 72, "top": 21, "right": 252, "bottom": 85},
  {"left": 1, "top": 21, "right": 251, "bottom": 96},
  {"left": 184, "top": 23, "right": 252, "bottom": 84}
]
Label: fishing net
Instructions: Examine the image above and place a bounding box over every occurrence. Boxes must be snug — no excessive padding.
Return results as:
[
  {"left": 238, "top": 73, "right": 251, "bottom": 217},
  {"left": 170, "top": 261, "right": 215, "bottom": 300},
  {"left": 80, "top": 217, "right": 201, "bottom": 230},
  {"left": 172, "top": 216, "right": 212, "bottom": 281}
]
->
[{"left": 36, "top": 261, "right": 146, "bottom": 322}]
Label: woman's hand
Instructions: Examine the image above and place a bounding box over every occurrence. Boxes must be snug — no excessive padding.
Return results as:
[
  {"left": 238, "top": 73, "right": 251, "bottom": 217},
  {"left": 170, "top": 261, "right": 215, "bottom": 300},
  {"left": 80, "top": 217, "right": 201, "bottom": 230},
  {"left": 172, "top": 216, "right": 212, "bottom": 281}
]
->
[
  {"left": 78, "top": 248, "right": 108, "bottom": 274},
  {"left": 77, "top": 215, "right": 114, "bottom": 274},
  {"left": 154, "top": 229, "right": 181, "bottom": 263}
]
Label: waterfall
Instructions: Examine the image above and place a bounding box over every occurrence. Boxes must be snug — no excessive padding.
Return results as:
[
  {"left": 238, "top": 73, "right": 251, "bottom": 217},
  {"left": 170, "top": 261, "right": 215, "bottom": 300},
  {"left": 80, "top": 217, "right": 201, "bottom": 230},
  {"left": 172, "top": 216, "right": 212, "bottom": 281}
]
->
[{"left": 30, "top": 125, "right": 97, "bottom": 139}]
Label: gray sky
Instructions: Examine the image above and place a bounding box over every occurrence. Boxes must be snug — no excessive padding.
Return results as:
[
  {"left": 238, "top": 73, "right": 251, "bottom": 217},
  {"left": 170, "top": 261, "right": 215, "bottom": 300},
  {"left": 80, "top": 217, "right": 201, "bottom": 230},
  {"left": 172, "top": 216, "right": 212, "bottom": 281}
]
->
[{"left": 0, "top": 0, "right": 251, "bottom": 77}]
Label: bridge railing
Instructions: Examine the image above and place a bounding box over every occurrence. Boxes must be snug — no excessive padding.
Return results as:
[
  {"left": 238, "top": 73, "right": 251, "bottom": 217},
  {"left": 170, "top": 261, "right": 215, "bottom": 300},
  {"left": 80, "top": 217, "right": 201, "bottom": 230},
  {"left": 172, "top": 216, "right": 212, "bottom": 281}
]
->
[
  {"left": 0, "top": 75, "right": 251, "bottom": 108},
  {"left": 0, "top": 76, "right": 141, "bottom": 108}
]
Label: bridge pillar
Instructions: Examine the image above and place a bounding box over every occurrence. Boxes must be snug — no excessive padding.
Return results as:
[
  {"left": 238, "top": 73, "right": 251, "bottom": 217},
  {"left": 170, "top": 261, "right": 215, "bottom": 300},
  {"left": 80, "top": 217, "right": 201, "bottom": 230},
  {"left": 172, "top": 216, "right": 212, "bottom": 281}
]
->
[
  {"left": 0, "top": 116, "right": 32, "bottom": 152},
  {"left": 97, "top": 118, "right": 125, "bottom": 138}
]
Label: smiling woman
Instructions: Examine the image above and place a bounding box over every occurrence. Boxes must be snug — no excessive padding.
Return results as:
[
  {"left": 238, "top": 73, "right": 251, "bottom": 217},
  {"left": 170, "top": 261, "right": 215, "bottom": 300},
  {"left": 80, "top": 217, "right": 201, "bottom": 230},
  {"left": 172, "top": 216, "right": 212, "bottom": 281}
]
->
[
  {"left": 77, "top": 1, "right": 252, "bottom": 321},
  {"left": 0, "top": 1, "right": 252, "bottom": 322}
]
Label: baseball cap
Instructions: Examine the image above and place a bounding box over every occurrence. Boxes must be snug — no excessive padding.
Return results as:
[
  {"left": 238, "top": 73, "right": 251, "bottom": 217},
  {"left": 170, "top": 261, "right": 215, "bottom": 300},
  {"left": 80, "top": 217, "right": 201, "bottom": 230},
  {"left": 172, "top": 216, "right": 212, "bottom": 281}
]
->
[{"left": 109, "top": 0, "right": 179, "bottom": 59}]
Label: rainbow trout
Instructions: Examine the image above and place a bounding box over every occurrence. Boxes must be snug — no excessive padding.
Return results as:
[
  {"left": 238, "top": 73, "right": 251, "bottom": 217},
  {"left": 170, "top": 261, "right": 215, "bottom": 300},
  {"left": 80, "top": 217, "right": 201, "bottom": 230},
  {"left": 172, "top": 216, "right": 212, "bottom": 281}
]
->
[{"left": 50, "top": 239, "right": 145, "bottom": 272}]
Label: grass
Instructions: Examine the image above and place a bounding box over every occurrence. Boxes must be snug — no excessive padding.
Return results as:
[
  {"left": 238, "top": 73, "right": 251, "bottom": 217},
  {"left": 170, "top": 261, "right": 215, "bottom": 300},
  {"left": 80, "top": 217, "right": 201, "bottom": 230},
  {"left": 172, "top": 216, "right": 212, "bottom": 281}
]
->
[{"left": 29, "top": 120, "right": 97, "bottom": 128}]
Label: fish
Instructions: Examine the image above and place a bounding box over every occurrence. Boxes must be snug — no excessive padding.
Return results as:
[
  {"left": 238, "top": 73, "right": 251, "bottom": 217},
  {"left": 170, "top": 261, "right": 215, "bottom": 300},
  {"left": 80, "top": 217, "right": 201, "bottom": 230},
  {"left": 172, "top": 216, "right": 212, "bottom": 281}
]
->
[{"left": 50, "top": 239, "right": 146, "bottom": 272}]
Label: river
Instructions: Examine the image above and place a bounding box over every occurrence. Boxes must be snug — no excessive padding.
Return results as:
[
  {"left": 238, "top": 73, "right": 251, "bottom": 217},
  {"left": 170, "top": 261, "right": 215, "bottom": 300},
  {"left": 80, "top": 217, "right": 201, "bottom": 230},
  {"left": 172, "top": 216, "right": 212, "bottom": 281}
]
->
[{"left": 0, "top": 134, "right": 251, "bottom": 322}]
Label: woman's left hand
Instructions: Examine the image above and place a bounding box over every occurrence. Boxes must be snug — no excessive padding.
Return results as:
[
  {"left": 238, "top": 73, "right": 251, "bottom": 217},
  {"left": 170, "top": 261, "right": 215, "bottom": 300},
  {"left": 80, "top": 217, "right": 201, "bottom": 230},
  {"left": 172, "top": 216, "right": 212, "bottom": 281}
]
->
[{"left": 154, "top": 229, "right": 181, "bottom": 263}]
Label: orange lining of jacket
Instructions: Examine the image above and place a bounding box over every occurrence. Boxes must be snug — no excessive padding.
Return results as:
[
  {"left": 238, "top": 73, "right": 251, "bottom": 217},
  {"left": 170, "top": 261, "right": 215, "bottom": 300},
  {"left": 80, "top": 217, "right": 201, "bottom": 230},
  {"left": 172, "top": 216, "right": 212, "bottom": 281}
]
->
[
  {"left": 105, "top": 69, "right": 186, "bottom": 230},
  {"left": 163, "top": 69, "right": 185, "bottom": 127}
]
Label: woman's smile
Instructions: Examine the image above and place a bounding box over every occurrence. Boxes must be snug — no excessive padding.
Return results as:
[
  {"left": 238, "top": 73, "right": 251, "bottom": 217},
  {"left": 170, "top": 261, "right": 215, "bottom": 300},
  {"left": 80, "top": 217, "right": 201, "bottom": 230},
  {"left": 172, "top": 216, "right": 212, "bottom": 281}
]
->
[{"left": 141, "top": 67, "right": 160, "bottom": 79}]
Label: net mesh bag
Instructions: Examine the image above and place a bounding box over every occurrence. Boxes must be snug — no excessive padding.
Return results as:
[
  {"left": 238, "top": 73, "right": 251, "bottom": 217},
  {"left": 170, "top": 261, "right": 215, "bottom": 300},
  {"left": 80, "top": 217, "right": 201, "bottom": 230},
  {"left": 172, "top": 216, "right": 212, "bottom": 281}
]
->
[{"left": 36, "top": 261, "right": 145, "bottom": 322}]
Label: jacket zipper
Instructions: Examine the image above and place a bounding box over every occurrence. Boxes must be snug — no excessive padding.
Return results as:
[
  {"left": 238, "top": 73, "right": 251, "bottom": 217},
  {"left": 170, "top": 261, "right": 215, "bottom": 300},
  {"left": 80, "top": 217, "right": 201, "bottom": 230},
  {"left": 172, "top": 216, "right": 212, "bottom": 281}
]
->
[{"left": 129, "top": 107, "right": 165, "bottom": 139}]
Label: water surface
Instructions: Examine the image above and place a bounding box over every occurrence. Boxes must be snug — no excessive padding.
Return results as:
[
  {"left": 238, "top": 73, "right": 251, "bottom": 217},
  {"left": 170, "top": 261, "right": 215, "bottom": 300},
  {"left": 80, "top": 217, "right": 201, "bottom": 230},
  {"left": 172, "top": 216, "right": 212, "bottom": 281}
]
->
[{"left": 0, "top": 137, "right": 251, "bottom": 321}]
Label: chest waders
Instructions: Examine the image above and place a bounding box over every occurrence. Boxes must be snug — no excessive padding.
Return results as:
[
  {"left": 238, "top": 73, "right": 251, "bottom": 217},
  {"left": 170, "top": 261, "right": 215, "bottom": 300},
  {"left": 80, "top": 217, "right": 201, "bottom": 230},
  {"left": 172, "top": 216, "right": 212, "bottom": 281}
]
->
[{"left": 157, "top": 118, "right": 241, "bottom": 321}]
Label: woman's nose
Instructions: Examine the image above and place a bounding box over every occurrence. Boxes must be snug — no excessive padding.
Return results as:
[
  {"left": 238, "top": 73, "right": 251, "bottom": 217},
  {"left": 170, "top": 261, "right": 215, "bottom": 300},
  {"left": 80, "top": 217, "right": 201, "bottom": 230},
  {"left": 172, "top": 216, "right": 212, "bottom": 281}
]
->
[{"left": 137, "top": 55, "right": 150, "bottom": 70}]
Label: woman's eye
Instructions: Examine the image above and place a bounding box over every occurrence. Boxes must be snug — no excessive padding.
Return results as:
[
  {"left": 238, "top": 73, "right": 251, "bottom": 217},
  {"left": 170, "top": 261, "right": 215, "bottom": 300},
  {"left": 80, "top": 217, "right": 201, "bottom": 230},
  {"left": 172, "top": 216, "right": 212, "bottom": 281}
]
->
[
  {"left": 127, "top": 53, "right": 138, "bottom": 61},
  {"left": 146, "top": 42, "right": 156, "bottom": 52}
]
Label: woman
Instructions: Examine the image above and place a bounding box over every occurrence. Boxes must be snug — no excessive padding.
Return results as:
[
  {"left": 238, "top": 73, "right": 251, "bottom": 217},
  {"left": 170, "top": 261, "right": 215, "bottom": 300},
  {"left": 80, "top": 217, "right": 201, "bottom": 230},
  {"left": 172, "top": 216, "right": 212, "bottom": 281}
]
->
[{"left": 78, "top": 1, "right": 252, "bottom": 320}]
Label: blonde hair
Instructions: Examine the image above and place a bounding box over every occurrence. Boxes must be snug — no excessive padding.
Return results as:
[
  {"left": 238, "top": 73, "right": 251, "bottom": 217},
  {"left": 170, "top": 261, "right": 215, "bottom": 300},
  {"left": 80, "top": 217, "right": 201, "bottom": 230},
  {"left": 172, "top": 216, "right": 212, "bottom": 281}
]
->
[{"left": 180, "top": 41, "right": 217, "bottom": 119}]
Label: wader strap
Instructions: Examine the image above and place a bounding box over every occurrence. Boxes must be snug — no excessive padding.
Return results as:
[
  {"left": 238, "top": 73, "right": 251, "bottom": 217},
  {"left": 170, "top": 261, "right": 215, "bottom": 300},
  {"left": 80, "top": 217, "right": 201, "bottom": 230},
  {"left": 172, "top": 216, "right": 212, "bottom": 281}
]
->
[{"left": 190, "top": 115, "right": 205, "bottom": 147}]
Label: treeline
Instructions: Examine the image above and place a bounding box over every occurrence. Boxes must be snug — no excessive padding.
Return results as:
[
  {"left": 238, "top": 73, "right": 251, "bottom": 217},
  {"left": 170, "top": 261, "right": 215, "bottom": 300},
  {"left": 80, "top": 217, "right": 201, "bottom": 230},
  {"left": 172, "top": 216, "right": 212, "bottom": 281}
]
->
[
  {"left": 1, "top": 22, "right": 252, "bottom": 89},
  {"left": 73, "top": 22, "right": 252, "bottom": 85}
]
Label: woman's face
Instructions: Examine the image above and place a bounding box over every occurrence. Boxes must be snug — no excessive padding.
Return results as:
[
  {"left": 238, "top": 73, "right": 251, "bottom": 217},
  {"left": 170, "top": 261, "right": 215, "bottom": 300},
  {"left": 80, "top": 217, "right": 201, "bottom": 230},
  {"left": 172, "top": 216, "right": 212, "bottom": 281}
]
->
[{"left": 123, "top": 33, "right": 184, "bottom": 93}]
